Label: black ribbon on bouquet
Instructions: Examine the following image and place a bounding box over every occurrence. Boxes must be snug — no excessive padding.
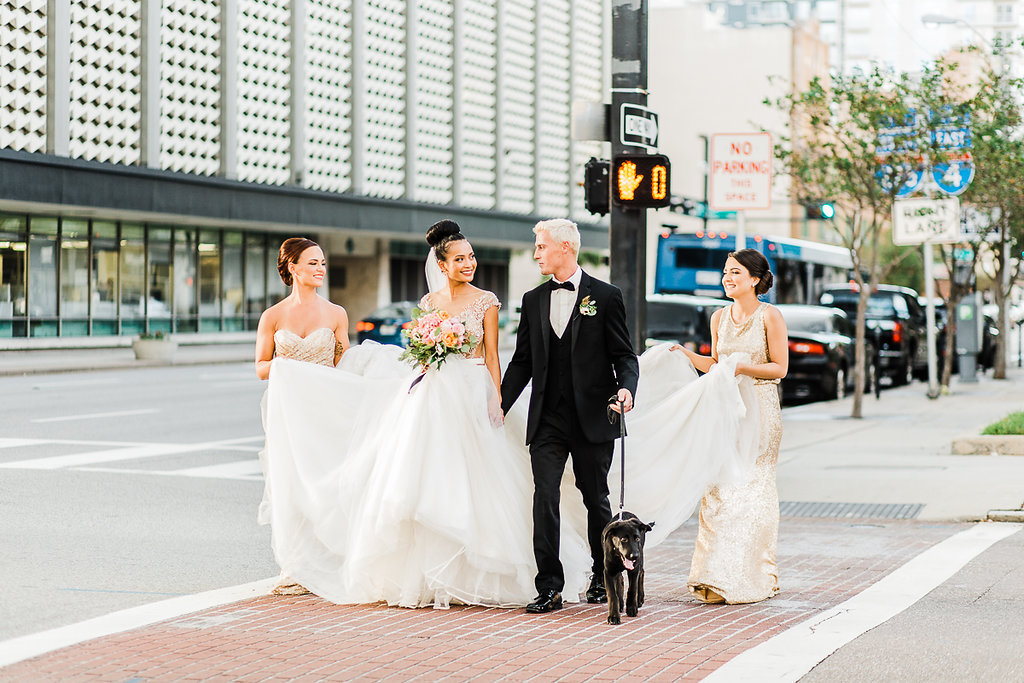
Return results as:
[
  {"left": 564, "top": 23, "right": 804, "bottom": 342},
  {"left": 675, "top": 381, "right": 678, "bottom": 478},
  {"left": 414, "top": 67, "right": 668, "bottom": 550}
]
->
[{"left": 409, "top": 371, "right": 426, "bottom": 393}]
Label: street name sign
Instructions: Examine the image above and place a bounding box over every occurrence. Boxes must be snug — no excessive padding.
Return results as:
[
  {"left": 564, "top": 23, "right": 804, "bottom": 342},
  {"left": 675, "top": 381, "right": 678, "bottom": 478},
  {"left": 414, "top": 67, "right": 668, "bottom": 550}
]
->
[
  {"left": 619, "top": 104, "right": 659, "bottom": 149},
  {"left": 892, "top": 197, "right": 961, "bottom": 245},
  {"left": 709, "top": 133, "right": 772, "bottom": 210}
]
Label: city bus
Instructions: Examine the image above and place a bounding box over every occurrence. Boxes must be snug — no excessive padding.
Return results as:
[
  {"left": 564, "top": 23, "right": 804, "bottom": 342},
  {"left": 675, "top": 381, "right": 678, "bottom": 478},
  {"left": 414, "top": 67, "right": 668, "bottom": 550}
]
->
[{"left": 654, "top": 230, "right": 853, "bottom": 304}]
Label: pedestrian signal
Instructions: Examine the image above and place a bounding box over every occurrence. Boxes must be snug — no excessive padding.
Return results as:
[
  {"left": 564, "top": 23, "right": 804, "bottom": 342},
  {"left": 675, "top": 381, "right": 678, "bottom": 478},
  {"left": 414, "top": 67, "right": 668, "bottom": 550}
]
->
[
  {"left": 583, "top": 157, "right": 610, "bottom": 216},
  {"left": 612, "top": 154, "right": 671, "bottom": 208}
]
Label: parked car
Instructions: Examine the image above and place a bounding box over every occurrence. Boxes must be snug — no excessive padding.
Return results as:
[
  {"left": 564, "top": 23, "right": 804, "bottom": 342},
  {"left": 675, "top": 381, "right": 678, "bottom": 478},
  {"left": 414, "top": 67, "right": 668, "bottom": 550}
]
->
[
  {"left": 356, "top": 301, "right": 417, "bottom": 347},
  {"left": 777, "top": 305, "right": 877, "bottom": 403},
  {"left": 819, "top": 284, "right": 927, "bottom": 386},
  {"left": 644, "top": 293, "right": 730, "bottom": 354}
]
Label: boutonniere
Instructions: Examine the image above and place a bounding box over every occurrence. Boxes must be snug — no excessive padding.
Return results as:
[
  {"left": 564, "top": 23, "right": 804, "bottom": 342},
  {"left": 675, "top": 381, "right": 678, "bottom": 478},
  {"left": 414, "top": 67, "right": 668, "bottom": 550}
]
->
[{"left": 578, "top": 296, "right": 597, "bottom": 317}]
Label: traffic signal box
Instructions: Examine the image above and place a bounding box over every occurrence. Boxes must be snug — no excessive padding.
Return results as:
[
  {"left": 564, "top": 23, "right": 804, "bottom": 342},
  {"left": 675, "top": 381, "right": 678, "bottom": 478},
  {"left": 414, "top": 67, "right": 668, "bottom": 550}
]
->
[
  {"left": 583, "top": 157, "right": 610, "bottom": 216},
  {"left": 612, "top": 154, "right": 671, "bottom": 208}
]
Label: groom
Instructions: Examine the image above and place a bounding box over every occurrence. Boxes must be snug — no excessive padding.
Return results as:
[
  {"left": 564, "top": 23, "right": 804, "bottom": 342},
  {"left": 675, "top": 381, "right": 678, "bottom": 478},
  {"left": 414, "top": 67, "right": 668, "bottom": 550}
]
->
[{"left": 502, "top": 219, "right": 639, "bottom": 614}]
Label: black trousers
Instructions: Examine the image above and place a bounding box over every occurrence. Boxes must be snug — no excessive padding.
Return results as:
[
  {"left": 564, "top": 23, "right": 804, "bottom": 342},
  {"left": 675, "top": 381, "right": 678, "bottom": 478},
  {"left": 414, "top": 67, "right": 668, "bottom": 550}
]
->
[{"left": 529, "top": 398, "right": 614, "bottom": 594}]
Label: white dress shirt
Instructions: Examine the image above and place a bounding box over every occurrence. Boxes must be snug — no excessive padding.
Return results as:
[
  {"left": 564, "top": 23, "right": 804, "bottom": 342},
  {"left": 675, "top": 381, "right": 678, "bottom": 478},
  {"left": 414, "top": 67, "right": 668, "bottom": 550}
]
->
[{"left": 549, "top": 267, "right": 582, "bottom": 338}]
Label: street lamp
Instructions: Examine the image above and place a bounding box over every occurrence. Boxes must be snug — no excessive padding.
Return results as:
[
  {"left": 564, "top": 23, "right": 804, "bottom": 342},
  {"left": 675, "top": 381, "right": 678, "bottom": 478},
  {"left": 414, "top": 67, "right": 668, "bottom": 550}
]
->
[{"left": 921, "top": 13, "right": 995, "bottom": 52}]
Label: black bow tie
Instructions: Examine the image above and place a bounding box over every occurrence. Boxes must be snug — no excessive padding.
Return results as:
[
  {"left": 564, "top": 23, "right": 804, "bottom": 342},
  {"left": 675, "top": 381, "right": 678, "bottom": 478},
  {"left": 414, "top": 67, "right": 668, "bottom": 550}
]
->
[{"left": 549, "top": 280, "right": 575, "bottom": 292}]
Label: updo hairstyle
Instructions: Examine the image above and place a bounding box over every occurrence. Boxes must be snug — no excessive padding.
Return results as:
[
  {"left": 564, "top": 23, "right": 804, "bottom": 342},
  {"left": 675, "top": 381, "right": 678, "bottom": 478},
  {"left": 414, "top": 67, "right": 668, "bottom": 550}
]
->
[
  {"left": 425, "top": 219, "right": 467, "bottom": 261},
  {"left": 729, "top": 248, "right": 774, "bottom": 295},
  {"left": 277, "top": 237, "right": 320, "bottom": 286}
]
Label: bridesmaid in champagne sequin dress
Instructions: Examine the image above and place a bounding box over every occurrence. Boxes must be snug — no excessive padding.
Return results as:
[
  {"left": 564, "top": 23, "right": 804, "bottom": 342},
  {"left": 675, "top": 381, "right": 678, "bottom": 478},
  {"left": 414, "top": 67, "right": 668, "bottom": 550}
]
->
[
  {"left": 254, "top": 237, "right": 350, "bottom": 595},
  {"left": 671, "top": 248, "right": 788, "bottom": 605}
]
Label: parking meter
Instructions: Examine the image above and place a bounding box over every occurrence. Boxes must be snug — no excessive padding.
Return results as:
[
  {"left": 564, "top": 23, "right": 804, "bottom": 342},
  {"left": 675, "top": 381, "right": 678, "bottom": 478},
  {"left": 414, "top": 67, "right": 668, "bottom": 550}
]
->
[{"left": 955, "top": 292, "right": 982, "bottom": 382}]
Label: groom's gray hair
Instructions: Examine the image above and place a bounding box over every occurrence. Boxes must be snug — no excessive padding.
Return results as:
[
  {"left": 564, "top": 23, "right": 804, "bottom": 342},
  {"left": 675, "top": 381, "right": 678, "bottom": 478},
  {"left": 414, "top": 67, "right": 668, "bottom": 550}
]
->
[{"left": 534, "top": 219, "right": 581, "bottom": 255}]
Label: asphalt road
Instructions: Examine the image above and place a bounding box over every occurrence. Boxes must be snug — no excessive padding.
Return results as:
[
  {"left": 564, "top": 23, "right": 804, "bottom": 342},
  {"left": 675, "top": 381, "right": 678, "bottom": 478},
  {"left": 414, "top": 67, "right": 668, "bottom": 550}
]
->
[{"left": 0, "top": 363, "right": 277, "bottom": 641}]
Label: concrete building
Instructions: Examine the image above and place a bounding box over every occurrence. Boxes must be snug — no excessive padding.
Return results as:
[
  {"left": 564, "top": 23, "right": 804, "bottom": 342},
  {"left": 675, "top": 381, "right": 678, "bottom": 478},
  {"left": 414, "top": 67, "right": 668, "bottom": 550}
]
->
[
  {"left": 1, "top": 0, "right": 609, "bottom": 342},
  {"left": 645, "top": 2, "right": 832, "bottom": 289},
  {"left": 692, "top": 0, "right": 1024, "bottom": 74}
]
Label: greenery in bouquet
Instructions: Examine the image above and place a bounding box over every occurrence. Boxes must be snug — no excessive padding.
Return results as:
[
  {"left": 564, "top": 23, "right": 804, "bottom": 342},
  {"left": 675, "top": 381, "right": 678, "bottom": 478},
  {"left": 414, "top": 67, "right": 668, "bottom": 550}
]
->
[{"left": 400, "top": 308, "right": 478, "bottom": 371}]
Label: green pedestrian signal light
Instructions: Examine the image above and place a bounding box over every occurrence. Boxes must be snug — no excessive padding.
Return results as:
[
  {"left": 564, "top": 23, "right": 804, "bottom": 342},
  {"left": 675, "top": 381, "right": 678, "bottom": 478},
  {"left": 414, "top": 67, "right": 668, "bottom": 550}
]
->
[{"left": 805, "top": 201, "right": 835, "bottom": 220}]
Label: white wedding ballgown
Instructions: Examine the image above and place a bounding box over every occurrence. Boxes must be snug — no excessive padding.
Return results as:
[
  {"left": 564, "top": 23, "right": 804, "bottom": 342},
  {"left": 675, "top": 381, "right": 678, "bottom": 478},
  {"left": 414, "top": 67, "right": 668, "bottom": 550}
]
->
[{"left": 260, "top": 301, "right": 760, "bottom": 609}]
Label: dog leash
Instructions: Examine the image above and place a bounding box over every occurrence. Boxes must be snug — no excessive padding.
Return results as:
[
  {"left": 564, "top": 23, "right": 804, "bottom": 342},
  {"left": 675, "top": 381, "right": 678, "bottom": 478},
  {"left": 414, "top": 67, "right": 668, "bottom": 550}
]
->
[{"left": 616, "top": 398, "right": 626, "bottom": 520}]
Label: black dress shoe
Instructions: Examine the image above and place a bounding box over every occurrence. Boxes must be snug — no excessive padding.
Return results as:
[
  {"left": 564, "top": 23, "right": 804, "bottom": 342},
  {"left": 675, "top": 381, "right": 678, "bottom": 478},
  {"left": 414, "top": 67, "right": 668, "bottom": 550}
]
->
[
  {"left": 526, "top": 590, "right": 563, "bottom": 613},
  {"left": 586, "top": 577, "right": 607, "bottom": 604}
]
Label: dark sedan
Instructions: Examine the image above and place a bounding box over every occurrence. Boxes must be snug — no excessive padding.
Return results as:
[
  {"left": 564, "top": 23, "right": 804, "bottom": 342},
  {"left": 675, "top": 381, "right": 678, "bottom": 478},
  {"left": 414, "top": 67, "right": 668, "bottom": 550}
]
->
[
  {"left": 356, "top": 301, "right": 417, "bottom": 347},
  {"left": 778, "top": 305, "right": 877, "bottom": 403}
]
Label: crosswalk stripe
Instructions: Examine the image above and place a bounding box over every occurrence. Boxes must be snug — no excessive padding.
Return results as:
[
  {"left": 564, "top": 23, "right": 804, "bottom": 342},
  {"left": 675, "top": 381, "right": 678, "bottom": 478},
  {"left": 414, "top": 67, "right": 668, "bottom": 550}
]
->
[{"left": 0, "top": 436, "right": 263, "bottom": 470}]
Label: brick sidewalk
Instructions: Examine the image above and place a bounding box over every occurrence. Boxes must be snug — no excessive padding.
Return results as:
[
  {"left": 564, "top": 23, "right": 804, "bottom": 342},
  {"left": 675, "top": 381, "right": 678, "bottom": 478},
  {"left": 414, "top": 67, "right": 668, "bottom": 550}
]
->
[{"left": 2, "top": 518, "right": 966, "bottom": 682}]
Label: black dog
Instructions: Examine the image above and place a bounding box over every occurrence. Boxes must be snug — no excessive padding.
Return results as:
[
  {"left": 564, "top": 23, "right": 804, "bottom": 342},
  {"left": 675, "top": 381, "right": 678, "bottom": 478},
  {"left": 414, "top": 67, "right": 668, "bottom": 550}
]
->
[{"left": 601, "top": 511, "right": 654, "bottom": 625}]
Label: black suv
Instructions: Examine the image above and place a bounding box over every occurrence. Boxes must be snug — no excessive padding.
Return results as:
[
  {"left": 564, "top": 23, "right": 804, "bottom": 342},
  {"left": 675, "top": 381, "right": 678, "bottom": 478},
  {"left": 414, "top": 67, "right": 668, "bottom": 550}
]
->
[
  {"left": 819, "top": 284, "right": 927, "bottom": 385},
  {"left": 645, "top": 293, "right": 730, "bottom": 355}
]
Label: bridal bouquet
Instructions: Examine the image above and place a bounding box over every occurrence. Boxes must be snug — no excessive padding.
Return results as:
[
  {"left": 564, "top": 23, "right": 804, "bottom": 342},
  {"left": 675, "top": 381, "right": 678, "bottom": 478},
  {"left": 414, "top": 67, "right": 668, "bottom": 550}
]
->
[{"left": 400, "top": 308, "right": 478, "bottom": 372}]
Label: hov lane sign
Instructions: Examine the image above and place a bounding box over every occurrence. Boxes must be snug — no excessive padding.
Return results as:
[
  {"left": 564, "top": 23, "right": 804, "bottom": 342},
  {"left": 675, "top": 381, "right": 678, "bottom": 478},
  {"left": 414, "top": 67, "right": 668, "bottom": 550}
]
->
[
  {"left": 710, "top": 133, "right": 773, "bottom": 210},
  {"left": 892, "top": 197, "right": 961, "bottom": 245},
  {"left": 620, "top": 103, "right": 659, "bottom": 149}
]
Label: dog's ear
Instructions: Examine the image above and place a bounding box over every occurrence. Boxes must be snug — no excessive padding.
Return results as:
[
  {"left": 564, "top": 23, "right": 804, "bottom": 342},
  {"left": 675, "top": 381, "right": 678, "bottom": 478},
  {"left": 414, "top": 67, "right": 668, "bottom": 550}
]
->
[{"left": 641, "top": 520, "right": 654, "bottom": 532}]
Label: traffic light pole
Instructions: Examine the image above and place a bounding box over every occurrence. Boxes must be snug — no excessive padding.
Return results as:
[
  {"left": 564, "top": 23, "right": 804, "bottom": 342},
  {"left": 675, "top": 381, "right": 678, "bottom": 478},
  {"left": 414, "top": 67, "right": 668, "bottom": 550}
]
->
[{"left": 609, "top": 0, "right": 648, "bottom": 352}]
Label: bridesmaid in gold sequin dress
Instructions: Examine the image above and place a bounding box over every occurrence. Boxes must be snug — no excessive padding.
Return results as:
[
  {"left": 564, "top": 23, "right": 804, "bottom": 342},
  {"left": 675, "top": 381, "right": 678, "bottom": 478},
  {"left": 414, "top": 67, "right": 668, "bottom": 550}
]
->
[
  {"left": 671, "top": 248, "right": 788, "bottom": 604},
  {"left": 254, "top": 237, "right": 350, "bottom": 594}
]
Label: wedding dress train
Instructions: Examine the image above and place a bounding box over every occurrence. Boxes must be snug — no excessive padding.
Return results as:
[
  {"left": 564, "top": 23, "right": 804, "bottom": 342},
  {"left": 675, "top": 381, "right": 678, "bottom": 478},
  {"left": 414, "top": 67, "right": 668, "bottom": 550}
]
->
[{"left": 260, "top": 323, "right": 762, "bottom": 608}]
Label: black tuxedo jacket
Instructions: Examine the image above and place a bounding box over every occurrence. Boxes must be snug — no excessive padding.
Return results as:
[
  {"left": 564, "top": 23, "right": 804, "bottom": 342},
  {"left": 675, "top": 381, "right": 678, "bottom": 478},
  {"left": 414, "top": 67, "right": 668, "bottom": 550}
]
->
[{"left": 501, "top": 270, "right": 640, "bottom": 445}]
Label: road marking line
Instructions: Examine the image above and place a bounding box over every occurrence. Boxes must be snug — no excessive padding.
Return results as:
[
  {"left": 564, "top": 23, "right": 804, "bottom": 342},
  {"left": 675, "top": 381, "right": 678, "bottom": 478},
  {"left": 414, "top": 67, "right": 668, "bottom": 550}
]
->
[
  {"left": 32, "top": 408, "right": 160, "bottom": 424},
  {"left": 30, "top": 378, "right": 123, "bottom": 389},
  {"left": 76, "top": 459, "right": 263, "bottom": 481},
  {"left": 0, "top": 436, "right": 264, "bottom": 470},
  {"left": 705, "top": 522, "right": 1023, "bottom": 682},
  {"left": 0, "top": 577, "right": 277, "bottom": 669},
  {"left": 0, "top": 438, "right": 48, "bottom": 449}
]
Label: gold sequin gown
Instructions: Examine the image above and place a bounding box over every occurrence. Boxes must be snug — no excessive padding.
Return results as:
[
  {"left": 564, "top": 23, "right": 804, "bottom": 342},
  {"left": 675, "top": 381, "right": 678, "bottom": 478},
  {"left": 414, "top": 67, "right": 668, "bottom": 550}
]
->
[{"left": 688, "top": 303, "right": 781, "bottom": 604}]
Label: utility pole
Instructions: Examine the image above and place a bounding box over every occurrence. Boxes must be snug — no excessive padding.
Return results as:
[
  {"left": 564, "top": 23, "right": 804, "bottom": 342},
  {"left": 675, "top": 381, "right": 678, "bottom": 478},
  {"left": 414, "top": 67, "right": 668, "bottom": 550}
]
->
[{"left": 609, "top": 0, "right": 649, "bottom": 352}]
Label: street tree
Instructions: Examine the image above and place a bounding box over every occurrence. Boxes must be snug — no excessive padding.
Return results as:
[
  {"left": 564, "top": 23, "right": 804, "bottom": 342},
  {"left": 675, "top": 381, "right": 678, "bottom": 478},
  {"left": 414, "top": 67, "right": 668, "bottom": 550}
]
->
[
  {"left": 950, "top": 44, "right": 1024, "bottom": 380},
  {"left": 769, "top": 66, "right": 926, "bottom": 418}
]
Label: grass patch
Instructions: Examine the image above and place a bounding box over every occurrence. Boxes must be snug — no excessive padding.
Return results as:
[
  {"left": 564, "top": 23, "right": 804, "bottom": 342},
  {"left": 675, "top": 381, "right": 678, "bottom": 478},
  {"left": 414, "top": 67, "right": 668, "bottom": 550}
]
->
[{"left": 982, "top": 411, "right": 1024, "bottom": 436}]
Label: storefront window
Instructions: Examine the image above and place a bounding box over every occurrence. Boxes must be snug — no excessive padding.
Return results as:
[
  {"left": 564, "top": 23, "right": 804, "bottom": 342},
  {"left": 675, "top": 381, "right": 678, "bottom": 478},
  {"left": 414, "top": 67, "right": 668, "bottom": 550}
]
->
[
  {"left": 267, "top": 236, "right": 287, "bottom": 306},
  {"left": 147, "top": 227, "right": 172, "bottom": 333},
  {"left": 91, "top": 221, "right": 119, "bottom": 335},
  {"left": 0, "top": 213, "right": 28, "bottom": 337},
  {"left": 28, "top": 216, "right": 58, "bottom": 336},
  {"left": 245, "top": 234, "right": 266, "bottom": 329},
  {"left": 223, "top": 232, "right": 244, "bottom": 331},
  {"left": 120, "top": 224, "right": 145, "bottom": 335},
  {"left": 60, "top": 219, "right": 90, "bottom": 335},
  {"left": 173, "top": 228, "right": 198, "bottom": 332},
  {"left": 198, "top": 230, "right": 221, "bottom": 332}
]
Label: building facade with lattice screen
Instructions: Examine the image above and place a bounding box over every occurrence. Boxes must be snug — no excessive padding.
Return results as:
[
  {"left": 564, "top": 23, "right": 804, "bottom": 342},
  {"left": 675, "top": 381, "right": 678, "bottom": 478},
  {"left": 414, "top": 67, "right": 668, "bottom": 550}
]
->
[{"left": 1, "top": 0, "right": 609, "bottom": 340}]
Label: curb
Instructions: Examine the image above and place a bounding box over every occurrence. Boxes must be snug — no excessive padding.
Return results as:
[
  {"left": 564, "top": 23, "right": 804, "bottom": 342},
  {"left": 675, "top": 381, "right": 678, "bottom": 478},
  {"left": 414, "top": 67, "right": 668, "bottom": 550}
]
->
[
  {"left": 987, "top": 509, "right": 1024, "bottom": 522},
  {"left": 951, "top": 435, "right": 1024, "bottom": 456}
]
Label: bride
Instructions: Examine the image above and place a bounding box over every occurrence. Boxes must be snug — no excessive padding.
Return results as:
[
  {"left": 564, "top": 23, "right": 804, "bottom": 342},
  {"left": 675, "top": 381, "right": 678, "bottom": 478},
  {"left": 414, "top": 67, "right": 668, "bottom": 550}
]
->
[
  {"left": 262, "top": 221, "right": 592, "bottom": 608},
  {"left": 260, "top": 222, "right": 765, "bottom": 609}
]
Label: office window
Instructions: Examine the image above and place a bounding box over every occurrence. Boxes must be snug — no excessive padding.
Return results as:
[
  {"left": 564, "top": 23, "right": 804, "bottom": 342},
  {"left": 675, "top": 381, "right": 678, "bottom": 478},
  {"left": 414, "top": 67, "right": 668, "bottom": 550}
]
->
[
  {"left": 92, "top": 221, "right": 119, "bottom": 334},
  {"left": 223, "top": 231, "right": 244, "bottom": 330},
  {"left": 0, "top": 213, "right": 28, "bottom": 337},
  {"left": 267, "top": 237, "right": 287, "bottom": 306},
  {"left": 120, "top": 223, "right": 145, "bottom": 334},
  {"left": 28, "top": 217, "right": 58, "bottom": 336},
  {"left": 996, "top": 3, "right": 1014, "bottom": 24},
  {"left": 198, "top": 229, "right": 221, "bottom": 331},
  {"left": 148, "top": 226, "right": 173, "bottom": 332},
  {"left": 174, "top": 228, "right": 198, "bottom": 332},
  {"left": 245, "top": 233, "right": 266, "bottom": 329},
  {"left": 60, "top": 219, "right": 90, "bottom": 335}
]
